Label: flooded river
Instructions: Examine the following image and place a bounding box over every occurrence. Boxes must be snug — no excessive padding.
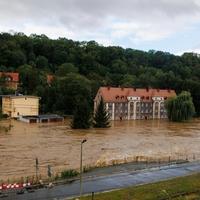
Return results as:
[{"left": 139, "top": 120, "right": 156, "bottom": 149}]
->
[{"left": 0, "top": 119, "right": 200, "bottom": 181}]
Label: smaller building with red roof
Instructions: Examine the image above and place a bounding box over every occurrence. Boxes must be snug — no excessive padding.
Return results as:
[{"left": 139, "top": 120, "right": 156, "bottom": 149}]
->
[
  {"left": 0, "top": 72, "right": 19, "bottom": 90},
  {"left": 94, "top": 87, "right": 176, "bottom": 120}
]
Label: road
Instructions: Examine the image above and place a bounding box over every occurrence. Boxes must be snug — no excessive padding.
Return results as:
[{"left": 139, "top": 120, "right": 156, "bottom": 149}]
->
[{"left": 1, "top": 161, "right": 200, "bottom": 200}]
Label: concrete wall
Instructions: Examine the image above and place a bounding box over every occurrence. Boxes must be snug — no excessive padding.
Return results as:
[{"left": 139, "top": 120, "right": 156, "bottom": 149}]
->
[
  {"left": 2, "top": 97, "right": 12, "bottom": 117},
  {"left": 2, "top": 96, "right": 39, "bottom": 118},
  {"left": 11, "top": 97, "right": 39, "bottom": 118}
]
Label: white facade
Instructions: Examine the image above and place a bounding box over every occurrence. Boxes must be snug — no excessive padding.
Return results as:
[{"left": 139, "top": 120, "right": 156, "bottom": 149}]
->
[
  {"left": 98, "top": 96, "right": 167, "bottom": 121},
  {"left": 94, "top": 87, "right": 176, "bottom": 121}
]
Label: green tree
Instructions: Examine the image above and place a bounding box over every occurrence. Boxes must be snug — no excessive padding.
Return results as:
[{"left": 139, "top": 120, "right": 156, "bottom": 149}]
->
[
  {"left": 71, "top": 99, "right": 91, "bottom": 129},
  {"left": 36, "top": 55, "right": 48, "bottom": 68},
  {"left": 56, "top": 63, "right": 78, "bottom": 76},
  {"left": 120, "top": 74, "right": 136, "bottom": 87},
  {"left": 165, "top": 91, "right": 195, "bottom": 122},
  {"left": 110, "top": 59, "right": 128, "bottom": 74},
  {"left": 9, "top": 50, "right": 26, "bottom": 67},
  {"left": 54, "top": 73, "right": 92, "bottom": 114},
  {"left": 93, "top": 97, "right": 110, "bottom": 128},
  {"left": 0, "top": 76, "right": 6, "bottom": 87},
  {"left": 17, "top": 64, "right": 39, "bottom": 94}
]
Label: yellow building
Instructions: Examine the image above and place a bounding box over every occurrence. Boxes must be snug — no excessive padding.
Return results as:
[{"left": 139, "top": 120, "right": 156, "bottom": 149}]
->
[{"left": 2, "top": 95, "right": 40, "bottom": 118}]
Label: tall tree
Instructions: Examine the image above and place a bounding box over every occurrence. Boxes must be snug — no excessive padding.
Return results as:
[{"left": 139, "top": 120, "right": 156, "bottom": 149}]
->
[
  {"left": 93, "top": 97, "right": 110, "bottom": 128},
  {"left": 165, "top": 91, "right": 195, "bottom": 122},
  {"left": 71, "top": 99, "right": 91, "bottom": 129}
]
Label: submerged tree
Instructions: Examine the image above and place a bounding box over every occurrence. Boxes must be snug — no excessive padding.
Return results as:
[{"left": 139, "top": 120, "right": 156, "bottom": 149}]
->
[
  {"left": 71, "top": 99, "right": 91, "bottom": 129},
  {"left": 93, "top": 97, "right": 110, "bottom": 128},
  {"left": 165, "top": 91, "right": 195, "bottom": 122}
]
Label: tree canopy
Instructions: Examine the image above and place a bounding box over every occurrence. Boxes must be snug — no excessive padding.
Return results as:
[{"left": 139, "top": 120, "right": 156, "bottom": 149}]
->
[
  {"left": 165, "top": 91, "right": 195, "bottom": 122},
  {"left": 0, "top": 32, "right": 200, "bottom": 116}
]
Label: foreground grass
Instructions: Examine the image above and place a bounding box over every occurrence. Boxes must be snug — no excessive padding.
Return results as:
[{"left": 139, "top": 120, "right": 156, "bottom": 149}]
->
[{"left": 77, "top": 173, "right": 200, "bottom": 200}]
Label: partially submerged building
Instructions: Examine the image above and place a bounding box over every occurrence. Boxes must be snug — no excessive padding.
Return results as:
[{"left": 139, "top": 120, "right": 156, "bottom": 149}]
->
[
  {"left": 2, "top": 95, "right": 40, "bottom": 118},
  {"left": 1, "top": 95, "right": 64, "bottom": 123},
  {"left": 19, "top": 114, "right": 64, "bottom": 123},
  {"left": 94, "top": 87, "right": 176, "bottom": 120}
]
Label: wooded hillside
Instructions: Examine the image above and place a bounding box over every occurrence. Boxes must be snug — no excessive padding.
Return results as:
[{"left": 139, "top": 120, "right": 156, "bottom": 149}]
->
[{"left": 0, "top": 32, "right": 200, "bottom": 116}]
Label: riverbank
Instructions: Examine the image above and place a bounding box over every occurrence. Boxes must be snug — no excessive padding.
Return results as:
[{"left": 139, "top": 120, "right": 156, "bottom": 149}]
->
[
  {"left": 75, "top": 172, "right": 200, "bottom": 200},
  {"left": 2, "top": 161, "right": 200, "bottom": 200}
]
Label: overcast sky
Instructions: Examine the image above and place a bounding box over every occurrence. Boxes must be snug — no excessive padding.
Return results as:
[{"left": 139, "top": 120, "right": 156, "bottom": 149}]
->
[{"left": 1, "top": 0, "right": 200, "bottom": 54}]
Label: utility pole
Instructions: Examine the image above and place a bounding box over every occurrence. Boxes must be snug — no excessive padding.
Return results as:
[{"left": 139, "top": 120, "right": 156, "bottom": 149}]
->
[
  {"left": 35, "top": 157, "right": 39, "bottom": 182},
  {"left": 80, "top": 139, "right": 87, "bottom": 199}
]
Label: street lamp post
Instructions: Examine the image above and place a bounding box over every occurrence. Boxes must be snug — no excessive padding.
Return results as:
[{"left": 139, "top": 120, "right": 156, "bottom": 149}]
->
[{"left": 80, "top": 139, "right": 87, "bottom": 199}]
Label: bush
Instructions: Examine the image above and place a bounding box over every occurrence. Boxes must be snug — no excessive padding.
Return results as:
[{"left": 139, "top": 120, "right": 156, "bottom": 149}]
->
[
  {"left": 60, "top": 169, "right": 79, "bottom": 179},
  {"left": 0, "top": 113, "right": 8, "bottom": 120}
]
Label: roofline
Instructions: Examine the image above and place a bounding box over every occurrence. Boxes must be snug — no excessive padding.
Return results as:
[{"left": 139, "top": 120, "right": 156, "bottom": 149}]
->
[
  {"left": 99, "top": 86, "right": 176, "bottom": 91},
  {"left": 1, "top": 95, "right": 41, "bottom": 99}
]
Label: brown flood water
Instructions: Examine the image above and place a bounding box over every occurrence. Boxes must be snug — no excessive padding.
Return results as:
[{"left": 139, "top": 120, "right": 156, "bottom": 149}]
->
[{"left": 0, "top": 119, "right": 200, "bottom": 181}]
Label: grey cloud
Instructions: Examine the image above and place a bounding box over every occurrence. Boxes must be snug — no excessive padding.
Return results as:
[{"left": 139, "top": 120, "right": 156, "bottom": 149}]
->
[
  {"left": 1, "top": 0, "right": 199, "bottom": 25},
  {"left": 0, "top": 0, "right": 200, "bottom": 44}
]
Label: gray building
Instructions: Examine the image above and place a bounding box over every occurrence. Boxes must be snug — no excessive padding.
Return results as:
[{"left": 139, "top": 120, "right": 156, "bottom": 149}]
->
[{"left": 94, "top": 87, "right": 176, "bottom": 120}]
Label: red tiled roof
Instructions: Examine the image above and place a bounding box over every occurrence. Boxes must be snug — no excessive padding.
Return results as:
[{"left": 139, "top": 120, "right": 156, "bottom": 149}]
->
[
  {"left": 95, "top": 87, "right": 176, "bottom": 102},
  {"left": 0, "top": 72, "right": 19, "bottom": 82}
]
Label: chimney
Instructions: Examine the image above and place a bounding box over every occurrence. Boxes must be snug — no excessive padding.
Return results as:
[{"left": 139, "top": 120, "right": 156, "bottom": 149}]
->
[
  {"left": 146, "top": 87, "right": 149, "bottom": 92},
  {"left": 157, "top": 89, "right": 160, "bottom": 92},
  {"left": 133, "top": 88, "right": 136, "bottom": 91},
  {"left": 168, "top": 89, "right": 171, "bottom": 93},
  {"left": 107, "top": 86, "right": 110, "bottom": 90}
]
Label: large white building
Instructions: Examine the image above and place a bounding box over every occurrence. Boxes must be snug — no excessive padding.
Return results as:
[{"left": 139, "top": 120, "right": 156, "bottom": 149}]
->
[{"left": 94, "top": 87, "right": 176, "bottom": 120}]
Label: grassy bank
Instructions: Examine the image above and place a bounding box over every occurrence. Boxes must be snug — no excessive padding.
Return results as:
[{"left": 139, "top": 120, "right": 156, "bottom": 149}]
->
[{"left": 77, "top": 173, "right": 200, "bottom": 200}]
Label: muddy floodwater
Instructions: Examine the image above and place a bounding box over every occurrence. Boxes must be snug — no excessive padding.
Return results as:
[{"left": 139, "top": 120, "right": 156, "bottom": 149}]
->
[{"left": 0, "top": 119, "right": 200, "bottom": 181}]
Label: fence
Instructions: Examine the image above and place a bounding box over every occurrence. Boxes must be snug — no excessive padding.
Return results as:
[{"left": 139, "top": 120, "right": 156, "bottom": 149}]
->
[
  {"left": 0, "top": 153, "right": 200, "bottom": 199},
  {"left": 1, "top": 152, "right": 200, "bottom": 185}
]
